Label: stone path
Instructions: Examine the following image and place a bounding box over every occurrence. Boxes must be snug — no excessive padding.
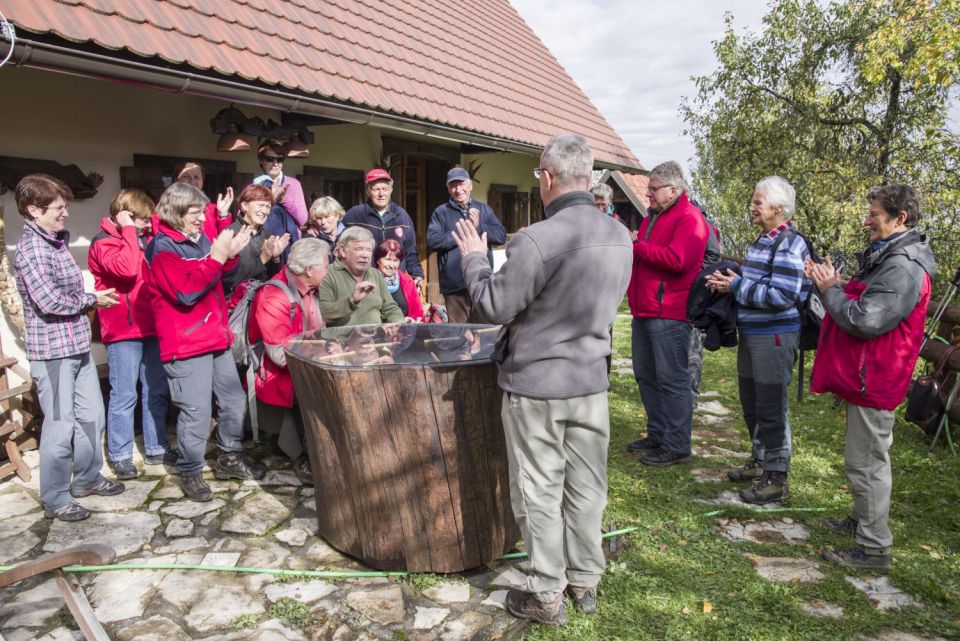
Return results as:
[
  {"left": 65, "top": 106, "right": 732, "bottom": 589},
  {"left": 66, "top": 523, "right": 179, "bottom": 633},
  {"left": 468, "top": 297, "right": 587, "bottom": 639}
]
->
[{"left": 0, "top": 449, "right": 530, "bottom": 641}]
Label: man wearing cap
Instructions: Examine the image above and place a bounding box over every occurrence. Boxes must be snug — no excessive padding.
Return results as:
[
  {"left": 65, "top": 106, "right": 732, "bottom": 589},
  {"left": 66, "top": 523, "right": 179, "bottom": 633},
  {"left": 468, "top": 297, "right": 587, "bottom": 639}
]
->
[
  {"left": 427, "top": 167, "right": 507, "bottom": 323},
  {"left": 342, "top": 169, "right": 424, "bottom": 285}
]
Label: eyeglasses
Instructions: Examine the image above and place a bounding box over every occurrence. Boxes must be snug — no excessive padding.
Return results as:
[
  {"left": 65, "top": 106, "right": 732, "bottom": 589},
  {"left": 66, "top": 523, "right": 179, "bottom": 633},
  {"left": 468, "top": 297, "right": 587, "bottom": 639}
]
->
[
  {"left": 646, "top": 184, "right": 674, "bottom": 194},
  {"left": 533, "top": 167, "right": 551, "bottom": 179},
  {"left": 260, "top": 155, "right": 284, "bottom": 164},
  {"left": 43, "top": 204, "right": 69, "bottom": 214},
  {"left": 183, "top": 208, "right": 204, "bottom": 218}
]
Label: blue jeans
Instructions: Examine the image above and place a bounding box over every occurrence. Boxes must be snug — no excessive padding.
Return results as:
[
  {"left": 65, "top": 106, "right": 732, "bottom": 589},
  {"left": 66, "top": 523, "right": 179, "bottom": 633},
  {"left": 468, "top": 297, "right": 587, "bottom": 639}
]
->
[
  {"left": 31, "top": 353, "right": 106, "bottom": 510},
  {"left": 106, "top": 338, "right": 170, "bottom": 462},
  {"left": 632, "top": 317, "right": 693, "bottom": 456}
]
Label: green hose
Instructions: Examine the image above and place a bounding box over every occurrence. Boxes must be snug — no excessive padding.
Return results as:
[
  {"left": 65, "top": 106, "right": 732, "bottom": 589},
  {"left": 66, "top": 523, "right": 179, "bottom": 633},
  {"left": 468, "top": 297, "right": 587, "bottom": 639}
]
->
[{"left": 0, "top": 526, "right": 640, "bottom": 576}]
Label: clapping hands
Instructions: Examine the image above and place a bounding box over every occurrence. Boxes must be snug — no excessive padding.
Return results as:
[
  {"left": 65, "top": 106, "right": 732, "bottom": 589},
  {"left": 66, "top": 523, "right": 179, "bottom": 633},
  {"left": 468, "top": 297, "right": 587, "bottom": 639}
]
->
[{"left": 211, "top": 226, "right": 253, "bottom": 263}]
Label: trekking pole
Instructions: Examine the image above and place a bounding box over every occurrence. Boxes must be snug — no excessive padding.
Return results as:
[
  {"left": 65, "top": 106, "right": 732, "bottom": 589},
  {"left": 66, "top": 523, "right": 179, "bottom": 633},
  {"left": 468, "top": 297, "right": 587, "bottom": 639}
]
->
[
  {"left": 922, "top": 265, "right": 960, "bottom": 351},
  {"left": 930, "top": 375, "right": 959, "bottom": 455}
]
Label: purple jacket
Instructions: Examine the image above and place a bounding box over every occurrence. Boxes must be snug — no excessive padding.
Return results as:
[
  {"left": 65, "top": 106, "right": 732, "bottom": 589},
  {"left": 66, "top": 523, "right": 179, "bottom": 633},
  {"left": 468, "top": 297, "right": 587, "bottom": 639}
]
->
[{"left": 14, "top": 221, "right": 96, "bottom": 360}]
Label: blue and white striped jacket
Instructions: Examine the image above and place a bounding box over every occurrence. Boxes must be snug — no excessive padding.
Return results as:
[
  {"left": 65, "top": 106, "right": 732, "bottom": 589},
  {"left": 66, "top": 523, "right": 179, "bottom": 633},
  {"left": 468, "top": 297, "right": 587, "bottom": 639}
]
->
[{"left": 732, "top": 223, "right": 811, "bottom": 334}]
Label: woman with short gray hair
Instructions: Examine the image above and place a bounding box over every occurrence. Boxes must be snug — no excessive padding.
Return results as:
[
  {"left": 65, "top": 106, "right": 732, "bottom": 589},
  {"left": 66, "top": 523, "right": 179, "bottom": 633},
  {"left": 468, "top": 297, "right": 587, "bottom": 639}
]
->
[{"left": 706, "top": 175, "right": 810, "bottom": 504}]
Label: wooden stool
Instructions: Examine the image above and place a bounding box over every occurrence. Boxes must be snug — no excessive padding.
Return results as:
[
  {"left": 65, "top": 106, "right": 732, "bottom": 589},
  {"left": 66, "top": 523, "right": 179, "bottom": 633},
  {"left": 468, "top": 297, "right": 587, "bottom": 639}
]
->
[{"left": 0, "top": 347, "right": 39, "bottom": 482}]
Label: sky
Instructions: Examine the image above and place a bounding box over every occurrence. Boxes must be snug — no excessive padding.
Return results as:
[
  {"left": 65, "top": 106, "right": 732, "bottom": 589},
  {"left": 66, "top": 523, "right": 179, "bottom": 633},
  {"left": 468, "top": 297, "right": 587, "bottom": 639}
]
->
[{"left": 510, "top": 1, "right": 771, "bottom": 175}]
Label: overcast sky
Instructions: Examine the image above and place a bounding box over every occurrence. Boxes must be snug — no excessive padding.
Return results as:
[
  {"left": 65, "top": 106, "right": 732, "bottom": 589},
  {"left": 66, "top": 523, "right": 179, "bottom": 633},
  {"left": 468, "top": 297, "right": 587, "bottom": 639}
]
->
[{"left": 510, "top": 1, "right": 770, "bottom": 175}]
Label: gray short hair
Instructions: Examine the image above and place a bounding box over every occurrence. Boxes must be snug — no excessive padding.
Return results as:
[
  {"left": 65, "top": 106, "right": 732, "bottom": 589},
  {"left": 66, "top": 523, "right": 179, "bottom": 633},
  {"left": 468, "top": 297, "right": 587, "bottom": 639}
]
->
[
  {"left": 541, "top": 134, "right": 593, "bottom": 189},
  {"left": 309, "top": 196, "right": 345, "bottom": 220},
  {"left": 157, "top": 182, "right": 209, "bottom": 229},
  {"left": 287, "top": 238, "right": 329, "bottom": 274},
  {"left": 590, "top": 183, "right": 614, "bottom": 201},
  {"left": 336, "top": 226, "right": 374, "bottom": 251},
  {"left": 648, "top": 162, "right": 687, "bottom": 192},
  {"left": 755, "top": 176, "right": 796, "bottom": 219}
]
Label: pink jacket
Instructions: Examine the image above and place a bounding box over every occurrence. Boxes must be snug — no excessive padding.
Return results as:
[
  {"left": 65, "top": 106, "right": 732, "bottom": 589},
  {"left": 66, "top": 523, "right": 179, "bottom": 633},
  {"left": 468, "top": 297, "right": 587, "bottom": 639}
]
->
[
  {"left": 398, "top": 271, "right": 424, "bottom": 321},
  {"left": 628, "top": 193, "right": 709, "bottom": 321}
]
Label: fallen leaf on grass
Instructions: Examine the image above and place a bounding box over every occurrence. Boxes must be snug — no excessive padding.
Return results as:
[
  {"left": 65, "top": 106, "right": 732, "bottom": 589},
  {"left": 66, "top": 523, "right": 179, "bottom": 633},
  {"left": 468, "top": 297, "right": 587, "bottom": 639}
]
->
[
  {"left": 682, "top": 607, "right": 692, "bottom": 615},
  {"left": 703, "top": 601, "right": 714, "bottom": 613}
]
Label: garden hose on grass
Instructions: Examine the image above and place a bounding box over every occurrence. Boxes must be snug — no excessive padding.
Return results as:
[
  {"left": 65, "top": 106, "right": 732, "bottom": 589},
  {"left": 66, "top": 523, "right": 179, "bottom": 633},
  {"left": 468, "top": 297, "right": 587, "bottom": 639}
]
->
[{"left": 0, "top": 527, "right": 641, "bottom": 577}]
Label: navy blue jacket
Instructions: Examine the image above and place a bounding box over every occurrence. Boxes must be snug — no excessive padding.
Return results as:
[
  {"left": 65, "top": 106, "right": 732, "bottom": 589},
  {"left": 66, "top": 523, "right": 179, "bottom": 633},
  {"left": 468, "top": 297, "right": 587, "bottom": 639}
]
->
[
  {"left": 427, "top": 199, "right": 507, "bottom": 294},
  {"left": 342, "top": 202, "right": 423, "bottom": 279}
]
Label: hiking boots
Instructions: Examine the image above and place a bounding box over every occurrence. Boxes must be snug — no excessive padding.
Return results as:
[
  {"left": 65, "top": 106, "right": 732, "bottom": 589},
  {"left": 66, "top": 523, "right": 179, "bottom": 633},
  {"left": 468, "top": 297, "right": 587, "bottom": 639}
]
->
[
  {"left": 824, "top": 516, "right": 859, "bottom": 536},
  {"left": 641, "top": 449, "right": 693, "bottom": 467},
  {"left": 182, "top": 473, "right": 213, "bottom": 502},
  {"left": 145, "top": 448, "right": 181, "bottom": 467},
  {"left": 565, "top": 585, "right": 598, "bottom": 614},
  {"left": 70, "top": 476, "right": 125, "bottom": 498},
  {"left": 505, "top": 589, "right": 568, "bottom": 626},
  {"left": 44, "top": 501, "right": 91, "bottom": 522},
  {"left": 822, "top": 546, "right": 891, "bottom": 571},
  {"left": 110, "top": 458, "right": 139, "bottom": 481},
  {"left": 727, "top": 457, "right": 764, "bottom": 482},
  {"left": 295, "top": 455, "right": 313, "bottom": 486},
  {"left": 739, "top": 471, "right": 789, "bottom": 504},
  {"left": 213, "top": 451, "right": 266, "bottom": 481},
  {"left": 627, "top": 436, "right": 660, "bottom": 453}
]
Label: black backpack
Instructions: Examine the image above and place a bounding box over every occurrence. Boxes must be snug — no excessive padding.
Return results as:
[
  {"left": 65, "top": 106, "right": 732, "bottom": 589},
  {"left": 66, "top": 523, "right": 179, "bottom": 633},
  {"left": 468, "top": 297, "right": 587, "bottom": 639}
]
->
[
  {"left": 771, "top": 228, "right": 824, "bottom": 351},
  {"left": 227, "top": 278, "right": 299, "bottom": 369}
]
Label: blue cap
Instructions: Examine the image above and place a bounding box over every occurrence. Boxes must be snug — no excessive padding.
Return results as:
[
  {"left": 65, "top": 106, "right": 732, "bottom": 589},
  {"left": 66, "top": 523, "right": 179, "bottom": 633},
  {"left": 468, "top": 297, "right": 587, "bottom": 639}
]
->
[{"left": 446, "top": 167, "right": 470, "bottom": 184}]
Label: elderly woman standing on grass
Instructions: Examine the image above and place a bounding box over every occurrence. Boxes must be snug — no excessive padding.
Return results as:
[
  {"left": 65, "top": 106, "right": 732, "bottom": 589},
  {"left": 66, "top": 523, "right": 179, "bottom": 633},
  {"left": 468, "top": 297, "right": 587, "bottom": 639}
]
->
[
  {"left": 13, "top": 174, "right": 123, "bottom": 522},
  {"left": 807, "top": 185, "right": 935, "bottom": 571},
  {"left": 706, "top": 176, "right": 811, "bottom": 505},
  {"left": 146, "top": 182, "right": 265, "bottom": 503}
]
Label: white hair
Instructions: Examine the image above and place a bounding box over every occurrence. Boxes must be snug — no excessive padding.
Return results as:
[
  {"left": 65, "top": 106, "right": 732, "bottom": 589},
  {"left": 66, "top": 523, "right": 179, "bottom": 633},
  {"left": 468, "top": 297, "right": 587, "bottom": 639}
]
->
[
  {"left": 336, "top": 226, "right": 374, "bottom": 251},
  {"left": 755, "top": 176, "right": 796, "bottom": 219},
  {"left": 287, "top": 238, "right": 329, "bottom": 274},
  {"left": 541, "top": 134, "right": 593, "bottom": 189}
]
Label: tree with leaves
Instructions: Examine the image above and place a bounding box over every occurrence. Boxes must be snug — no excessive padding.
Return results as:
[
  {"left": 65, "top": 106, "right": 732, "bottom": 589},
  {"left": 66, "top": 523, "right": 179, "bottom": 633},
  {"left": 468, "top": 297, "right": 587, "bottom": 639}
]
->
[{"left": 682, "top": 0, "right": 959, "bottom": 281}]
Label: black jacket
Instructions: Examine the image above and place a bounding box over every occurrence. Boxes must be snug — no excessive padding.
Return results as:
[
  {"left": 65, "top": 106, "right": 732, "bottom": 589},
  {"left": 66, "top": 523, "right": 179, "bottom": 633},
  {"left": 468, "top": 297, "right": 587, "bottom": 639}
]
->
[{"left": 687, "top": 260, "right": 740, "bottom": 350}]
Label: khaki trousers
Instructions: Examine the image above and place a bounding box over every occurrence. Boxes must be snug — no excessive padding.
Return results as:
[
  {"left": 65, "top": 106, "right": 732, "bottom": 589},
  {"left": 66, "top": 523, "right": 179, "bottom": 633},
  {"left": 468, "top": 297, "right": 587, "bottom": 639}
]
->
[
  {"left": 845, "top": 403, "right": 894, "bottom": 553},
  {"left": 443, "top": 290, "right": 488, "bottom": 324},
  {"left": 501, "top": 391, "right": 609, "bottom": 600}
]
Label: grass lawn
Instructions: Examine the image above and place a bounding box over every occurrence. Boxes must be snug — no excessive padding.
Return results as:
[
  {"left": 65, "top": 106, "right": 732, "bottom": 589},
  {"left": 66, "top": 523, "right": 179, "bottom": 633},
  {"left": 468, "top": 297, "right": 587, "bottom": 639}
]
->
[{"left": 527, "top": 313, "right": 960, "bottom": 641}]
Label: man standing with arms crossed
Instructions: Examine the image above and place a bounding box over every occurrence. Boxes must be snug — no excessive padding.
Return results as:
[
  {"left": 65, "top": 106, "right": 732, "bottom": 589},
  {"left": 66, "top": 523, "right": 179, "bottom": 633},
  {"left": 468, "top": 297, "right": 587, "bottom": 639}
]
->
[{"left": 453, "top": 134, "right": 632, "bottom": 626}]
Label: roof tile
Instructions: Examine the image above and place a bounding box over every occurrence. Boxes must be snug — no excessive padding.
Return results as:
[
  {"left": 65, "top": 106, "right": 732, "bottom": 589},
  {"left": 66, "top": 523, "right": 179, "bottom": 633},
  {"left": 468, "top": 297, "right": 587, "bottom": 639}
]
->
[{"left": 8, "top": 0, "right": 639, "bottom": 167}]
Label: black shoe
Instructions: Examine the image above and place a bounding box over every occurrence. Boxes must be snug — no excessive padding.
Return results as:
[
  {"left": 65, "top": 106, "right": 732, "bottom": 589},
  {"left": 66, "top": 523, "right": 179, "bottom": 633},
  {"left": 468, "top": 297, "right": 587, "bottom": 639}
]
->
[
  {"left": 564, "top": 585, "right": 597, "bottom": 614},
  {"left": 823, "top": 516, "right": 858, "bottom": 535},
  {"left": 144, "top": 449, "right": 181, "bottom": 466},
  {"left": 213, "top": 451, "right": 266, "bottom": 480},
  {"left": 43, "top": 501, "right": 91, "bottom": 522},
  {"left": 110, "top": 458, "right": 139, "bottom": 481},
  {"left": 727, "top": 457, "right": 763, "bottom": 482},
  {"left": 182, "top": 473, "right": 213, "bottom": 502},
  {"left": 295, "top": 455, "right": 313, "bottom": 486},
  {"left": 505, "top": 589, "right": 568, "bottom": 626},
  {"left": 822, "top": 546, "right": 891, "bottom": 571},
  {"left": 70, "top": 476, "right": 125, "bottom": 498},
  {"left": 739, "top": 472, "right": 789, "bottom": 504},
  {"left": 641, "top": 450, "right": 692, "bottom": 467},
  {"left": 627, "top": 436, "right": 660, "bottom": 453}
]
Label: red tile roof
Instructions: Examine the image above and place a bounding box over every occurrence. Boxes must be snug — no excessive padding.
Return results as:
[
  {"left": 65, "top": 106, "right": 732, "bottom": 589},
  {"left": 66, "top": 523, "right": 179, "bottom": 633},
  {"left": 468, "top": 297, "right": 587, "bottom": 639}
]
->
[
  {"left": 6, "top": 0, "right": 641, "bottom": 169},
  {"left": 619, "top": 172, "right": 650, "bottom": 209}
]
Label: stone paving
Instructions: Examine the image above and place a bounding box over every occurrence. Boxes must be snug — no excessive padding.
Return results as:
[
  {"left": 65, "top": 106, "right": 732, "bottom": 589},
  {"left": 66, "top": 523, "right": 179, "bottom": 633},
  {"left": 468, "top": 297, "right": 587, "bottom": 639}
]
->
[
  {"left": 0, "top": 383, "right": 943, "bottom": 640},
  {"left": 0, "top": 448, "right": 531, "bottom": 641}
]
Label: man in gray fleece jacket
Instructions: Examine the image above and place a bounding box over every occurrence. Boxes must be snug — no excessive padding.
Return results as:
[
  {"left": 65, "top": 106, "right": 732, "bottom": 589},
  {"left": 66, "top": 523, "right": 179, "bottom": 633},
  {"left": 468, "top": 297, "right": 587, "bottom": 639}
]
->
[{"left": 453, "top": 134, "right": 632, "bottom": 626}]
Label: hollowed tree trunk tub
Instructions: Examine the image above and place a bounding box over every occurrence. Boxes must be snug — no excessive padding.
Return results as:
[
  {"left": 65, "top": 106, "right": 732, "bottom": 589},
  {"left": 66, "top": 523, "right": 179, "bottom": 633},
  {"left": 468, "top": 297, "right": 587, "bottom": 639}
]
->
[{"left": 285, "top": 324, "right": 520, "bottom": 572}]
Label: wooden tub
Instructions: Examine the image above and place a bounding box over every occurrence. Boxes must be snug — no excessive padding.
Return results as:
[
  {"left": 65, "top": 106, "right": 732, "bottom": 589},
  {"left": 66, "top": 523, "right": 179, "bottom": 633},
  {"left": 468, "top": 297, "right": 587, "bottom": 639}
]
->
[{"left": 286, "top": 324, "right": 519, "bottom": 572}]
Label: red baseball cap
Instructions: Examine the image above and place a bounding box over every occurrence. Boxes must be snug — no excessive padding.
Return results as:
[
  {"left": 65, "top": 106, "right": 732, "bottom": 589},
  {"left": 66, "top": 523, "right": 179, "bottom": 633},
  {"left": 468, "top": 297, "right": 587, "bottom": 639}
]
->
[{"left": 365, "top": 168, "right": 392, "bottom": 184}]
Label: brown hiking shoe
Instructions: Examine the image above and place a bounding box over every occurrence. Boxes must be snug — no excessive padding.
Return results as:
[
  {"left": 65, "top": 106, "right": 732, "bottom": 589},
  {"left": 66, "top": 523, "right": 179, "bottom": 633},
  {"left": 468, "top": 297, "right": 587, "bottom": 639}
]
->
[
  {"left": 565, "top": 585, "right": 598, "bottom": 614},
  {"left": 727, "top": 457, "right": 764, "bottom": 481},
  {"left": 739, "top": 472, "right": 789, "bottom": 504},
  {"left": 505, "top": 589, "right": 568, "bottom": 626}
]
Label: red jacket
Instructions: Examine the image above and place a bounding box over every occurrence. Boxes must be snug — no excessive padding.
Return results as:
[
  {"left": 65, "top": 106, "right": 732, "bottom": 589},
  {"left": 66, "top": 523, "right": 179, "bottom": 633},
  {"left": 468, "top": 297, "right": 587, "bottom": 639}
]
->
[
  {"left": 202, "top": 202, "right": 232, "bottom": 242},
  {"left": 628, "top": 193, "right": 709, "bottom": 321},
  {"left": 88, "top": 218, "right": 156, "bottom": 343},
  {"left": 811, "top": 270, "right": 931, "bottom": 410},
  {"left": 145, "top": 221, "right": 237, "bottom": 362},
  {"left": 248, "top": 269, "right": 318, "bottom": 407},
  {"left": 398, "top": 271, "right": 424, "bottom": 321}
]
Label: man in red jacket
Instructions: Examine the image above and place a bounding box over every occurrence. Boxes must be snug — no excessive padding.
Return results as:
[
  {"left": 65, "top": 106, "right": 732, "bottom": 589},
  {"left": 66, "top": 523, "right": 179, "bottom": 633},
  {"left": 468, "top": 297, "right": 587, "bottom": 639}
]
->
[
  {"left": 626, "top": 162, "right": 709, "bottom": 466},
  {"left": 249, "top": 238, "right": 332, "bottom": 484}
]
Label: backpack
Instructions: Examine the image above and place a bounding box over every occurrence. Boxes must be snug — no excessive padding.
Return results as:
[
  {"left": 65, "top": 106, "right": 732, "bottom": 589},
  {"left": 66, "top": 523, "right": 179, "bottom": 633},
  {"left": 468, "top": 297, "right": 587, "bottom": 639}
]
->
[
  {"left": 905, "top": 346, "right": 956, "bottom": 436},
  {"left": 227, "top": 278, "right": 299, "bottom": 369},
  {"left": 771, "top": 228, "right": 824, "bottom": 351}
]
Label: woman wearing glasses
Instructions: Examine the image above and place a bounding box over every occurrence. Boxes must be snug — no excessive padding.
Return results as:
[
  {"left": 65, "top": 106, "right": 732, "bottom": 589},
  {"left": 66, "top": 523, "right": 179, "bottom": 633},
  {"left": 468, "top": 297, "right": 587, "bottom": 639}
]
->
[
  {"left": 146, "top": 182, "right": 265, "bottom": 502},
  {"left": 13, "top": 174, "right": 122, "bottom": 522},
  {"left": 174, "top": 161, "right": 234, "bottom": 242},
  {"left": 255, "top": 142, "right": 308, "bottom": 262}
]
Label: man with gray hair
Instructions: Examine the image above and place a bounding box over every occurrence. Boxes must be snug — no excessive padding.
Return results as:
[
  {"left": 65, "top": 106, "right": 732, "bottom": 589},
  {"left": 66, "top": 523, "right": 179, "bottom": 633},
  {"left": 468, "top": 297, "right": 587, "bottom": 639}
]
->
[
  {"left": 590, "top": 182, "right": 629, "bottom": 229},
  {"left": 626, "top": 161, "right": 709, "bottom": 466},
  {"left": 318, "top": 226, "right": 403, "bottom": 326},
  {"left": 249, "top": 238, "right": 332, "bottom": 483},
  {"left": 453, "top": 134, "right": 632, "bottom": 626}
]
